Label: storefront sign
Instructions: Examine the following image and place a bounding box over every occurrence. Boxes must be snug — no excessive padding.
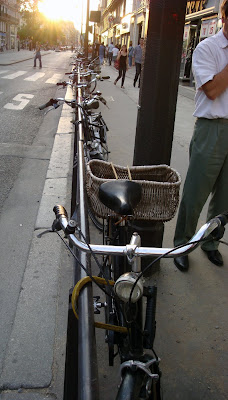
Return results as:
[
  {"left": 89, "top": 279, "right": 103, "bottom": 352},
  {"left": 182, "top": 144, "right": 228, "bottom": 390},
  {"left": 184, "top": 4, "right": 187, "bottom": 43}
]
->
[
  {"left": 186, "top": 0, "right": 208, "bottom": 15},
  {"left": 200, "top": 18, "right": 217, "bottom": 37},
  {"left": 108, "top": 28, "right": 113, "bottom": 38},
  {"left": 183, "top": 24, "right": 190, "bottom": 40}
]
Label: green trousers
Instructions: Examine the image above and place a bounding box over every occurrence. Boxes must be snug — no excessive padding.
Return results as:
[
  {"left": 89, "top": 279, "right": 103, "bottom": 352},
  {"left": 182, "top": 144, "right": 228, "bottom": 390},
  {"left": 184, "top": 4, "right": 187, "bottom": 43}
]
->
[{"left": 174, "top": 118, "right": 228, "bottom": 251}]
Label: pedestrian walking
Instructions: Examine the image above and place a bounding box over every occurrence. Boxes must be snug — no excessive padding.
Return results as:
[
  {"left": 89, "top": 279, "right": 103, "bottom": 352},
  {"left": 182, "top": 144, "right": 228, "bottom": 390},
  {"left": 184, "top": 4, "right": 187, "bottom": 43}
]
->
[
  {"left": 34, "top": 42, "right": 42, "bottom": 68},
  {"left": 112, "top": 45, "right": 119, "bottom": 63},
  {"left": 173, "top": 0, "right": 228, "bottom": 272},
  {"left": 99, "top": 42, "right": 105, "bottom": 65},
  {"left": 108, "top": 42, "right": 114, "bottom": 65},
  {"left": 114, "top": 44, "right": 128, "bottom": 89},
  {"left": 128, "top": 41, "right": 134, "bottom": 67},
  {"left": 133, "top": 38, "right": 144, "bottom": 88}
]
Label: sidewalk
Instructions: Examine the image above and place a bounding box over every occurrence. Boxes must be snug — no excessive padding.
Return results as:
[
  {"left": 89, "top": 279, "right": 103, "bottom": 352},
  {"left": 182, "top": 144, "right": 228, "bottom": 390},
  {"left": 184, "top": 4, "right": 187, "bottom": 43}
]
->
[
  {"left": 94, "top": 63, "right": 228, "bottom": 400},
  {"left": 0, "top": 50, "right": 51, "bottom": 65}
]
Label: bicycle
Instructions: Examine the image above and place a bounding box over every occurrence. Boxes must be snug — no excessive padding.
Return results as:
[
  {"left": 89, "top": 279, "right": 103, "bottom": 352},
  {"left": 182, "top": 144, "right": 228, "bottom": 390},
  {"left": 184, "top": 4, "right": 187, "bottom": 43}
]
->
[{"left": 52, "top": 194, "right": 228, "bottom": 400}]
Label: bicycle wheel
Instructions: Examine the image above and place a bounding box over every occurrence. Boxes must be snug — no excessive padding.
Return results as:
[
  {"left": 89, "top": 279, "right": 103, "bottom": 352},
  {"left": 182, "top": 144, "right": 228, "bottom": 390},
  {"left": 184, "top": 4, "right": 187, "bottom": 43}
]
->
[
  {"left": 87, "top": 78, "right": 97, "bottom": 94},
  {"left": 88, "top": 205, "right": 103, "bottom": 231},
  {"left": 116, "top": 364, "right": 162, "bottom": 400}
]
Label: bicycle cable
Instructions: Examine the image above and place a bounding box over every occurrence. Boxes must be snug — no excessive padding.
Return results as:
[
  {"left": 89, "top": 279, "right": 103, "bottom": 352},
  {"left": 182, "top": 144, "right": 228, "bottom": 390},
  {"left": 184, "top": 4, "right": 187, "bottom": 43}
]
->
[{"left": 128, "top": 237, "right": 228, "bottom": 306}]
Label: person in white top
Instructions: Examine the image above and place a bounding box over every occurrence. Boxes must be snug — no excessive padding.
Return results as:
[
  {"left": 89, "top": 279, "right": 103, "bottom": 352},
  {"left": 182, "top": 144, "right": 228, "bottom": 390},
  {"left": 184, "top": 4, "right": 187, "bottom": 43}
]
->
[
  {"left": 108, "top": 42, "right": 114, "bottom": 65},
  {"left": 174, "top": 0, "right": 228, "bottom": 271},
  {"left": 112, "top": 45, "right": 119, "bottom": 64}
]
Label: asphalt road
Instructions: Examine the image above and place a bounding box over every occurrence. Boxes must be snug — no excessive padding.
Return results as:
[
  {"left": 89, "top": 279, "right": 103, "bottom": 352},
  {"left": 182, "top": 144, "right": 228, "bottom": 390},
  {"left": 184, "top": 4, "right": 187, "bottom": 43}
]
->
[
  {"left": 0, "top": 52, "right": 71, "bottom": 211},
  {"left": 0, "top": 51, "right": 72, "bottom": 380}
]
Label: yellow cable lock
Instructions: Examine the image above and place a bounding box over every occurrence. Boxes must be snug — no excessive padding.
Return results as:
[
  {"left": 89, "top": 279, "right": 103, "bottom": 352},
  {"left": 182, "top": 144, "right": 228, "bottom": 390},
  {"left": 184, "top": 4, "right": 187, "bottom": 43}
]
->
[{"left": 71, "top": 276, "right": 128, "bottom": 333}]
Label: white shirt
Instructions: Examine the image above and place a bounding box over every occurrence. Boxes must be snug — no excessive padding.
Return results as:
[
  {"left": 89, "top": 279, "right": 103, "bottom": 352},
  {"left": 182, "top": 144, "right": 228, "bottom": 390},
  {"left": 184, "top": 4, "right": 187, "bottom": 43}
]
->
[
  {"left": 108, "top": 44, "right": 114, "bottom": 52},
  {"left": 193, "top": 29, "right": 228, "bottom": 119},
  {"left": 112, "top": 47, "right": 119, "bottom": 57}
]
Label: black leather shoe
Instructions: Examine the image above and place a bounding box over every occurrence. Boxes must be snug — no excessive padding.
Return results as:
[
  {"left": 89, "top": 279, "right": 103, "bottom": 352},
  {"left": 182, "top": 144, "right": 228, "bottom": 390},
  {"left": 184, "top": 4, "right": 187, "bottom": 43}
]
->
[
  {"left": 133, "top": 81, "right": 136, "bottom": 87},
  {"left": 202, "top": 249, "right": 223, "bottom": 266},
  {"left": 174, "top": 255, "right": 189, "bottom": 271}
]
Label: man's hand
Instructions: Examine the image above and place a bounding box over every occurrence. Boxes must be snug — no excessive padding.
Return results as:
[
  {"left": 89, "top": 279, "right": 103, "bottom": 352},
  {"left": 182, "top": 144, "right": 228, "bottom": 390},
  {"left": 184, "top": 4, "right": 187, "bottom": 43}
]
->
[{"left": 202, "top": 64, "right": 228, "bottom": 100}]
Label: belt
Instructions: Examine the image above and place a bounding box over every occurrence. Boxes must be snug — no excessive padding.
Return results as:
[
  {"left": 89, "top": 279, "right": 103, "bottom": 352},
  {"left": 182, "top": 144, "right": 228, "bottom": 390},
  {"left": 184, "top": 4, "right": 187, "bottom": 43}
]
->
[{"left": 198, "top": 118, "right": 228, "bottom": 124}]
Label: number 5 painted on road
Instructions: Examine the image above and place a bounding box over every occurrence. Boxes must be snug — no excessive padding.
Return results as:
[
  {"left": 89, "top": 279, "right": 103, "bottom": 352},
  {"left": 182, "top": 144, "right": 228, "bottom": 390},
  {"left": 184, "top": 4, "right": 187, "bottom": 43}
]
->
[{"left": 4, "top": 94, "right": 34, "bottom": 110}]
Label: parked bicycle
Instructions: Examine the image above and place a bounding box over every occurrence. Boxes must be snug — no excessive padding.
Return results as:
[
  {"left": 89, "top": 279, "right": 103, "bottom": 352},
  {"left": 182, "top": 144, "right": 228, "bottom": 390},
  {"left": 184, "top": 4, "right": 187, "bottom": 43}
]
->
[{"left": 52, "top": 192, "right": 227, "bottom": 400}]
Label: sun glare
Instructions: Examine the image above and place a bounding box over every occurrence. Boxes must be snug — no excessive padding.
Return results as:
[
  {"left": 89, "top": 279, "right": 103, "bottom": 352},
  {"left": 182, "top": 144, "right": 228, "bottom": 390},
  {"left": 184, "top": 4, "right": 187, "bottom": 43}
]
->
[
  {"left": 38, "top": 0, "right": 100, "bottom": 30},
  {"left": 38, "top": 0, "right": 82, "bottom": 27}
]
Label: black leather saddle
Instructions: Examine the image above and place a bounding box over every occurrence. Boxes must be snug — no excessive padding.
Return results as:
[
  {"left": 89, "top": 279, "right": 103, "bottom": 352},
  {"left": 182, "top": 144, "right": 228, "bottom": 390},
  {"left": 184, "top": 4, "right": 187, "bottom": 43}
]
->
[{"left": 99, "top": 180, "right": 142, "bottom": 216}]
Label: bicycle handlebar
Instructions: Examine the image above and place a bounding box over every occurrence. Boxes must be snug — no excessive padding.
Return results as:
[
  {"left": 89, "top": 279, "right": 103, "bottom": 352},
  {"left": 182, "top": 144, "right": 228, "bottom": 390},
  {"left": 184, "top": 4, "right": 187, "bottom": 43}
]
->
[
  {"left": 39, "top": 95, "right": 105, "bottom": 111},
  {"left": 39, "top": 98, "right": 76, "bottom": 110},
  {"left": 39, "top": 99, "right": 58, "bottom": 110},
  {"left": 52, "top": 206, "right": 228, "bottom": 259}
]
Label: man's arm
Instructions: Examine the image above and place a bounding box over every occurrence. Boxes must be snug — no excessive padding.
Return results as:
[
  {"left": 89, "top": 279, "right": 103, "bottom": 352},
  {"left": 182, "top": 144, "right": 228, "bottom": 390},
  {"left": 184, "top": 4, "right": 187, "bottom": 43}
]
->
[{"left": 202, "top": 64, "right": 228, "bottom": 100}]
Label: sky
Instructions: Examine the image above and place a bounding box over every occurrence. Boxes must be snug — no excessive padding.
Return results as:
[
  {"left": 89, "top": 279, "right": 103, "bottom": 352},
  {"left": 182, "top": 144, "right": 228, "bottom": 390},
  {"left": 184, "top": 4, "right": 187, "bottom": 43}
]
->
[{"left": 38, "top": 0, "right": 100, "bottom": 31}]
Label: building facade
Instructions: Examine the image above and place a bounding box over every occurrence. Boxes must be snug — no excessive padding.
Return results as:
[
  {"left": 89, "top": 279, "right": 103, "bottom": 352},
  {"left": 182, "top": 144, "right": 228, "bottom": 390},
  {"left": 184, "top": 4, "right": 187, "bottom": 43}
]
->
[
  {"left": 98, "top": 0, "right": 149, "bottom": 48},
  {"left": 99, "top": 0, "right": 223, "bottom": 82},
  {"left": 180, "top": 0, "right": 222, "bottom": 80},
  {"left": 0, "top": 0, "right": 20, "bottom": 51}
]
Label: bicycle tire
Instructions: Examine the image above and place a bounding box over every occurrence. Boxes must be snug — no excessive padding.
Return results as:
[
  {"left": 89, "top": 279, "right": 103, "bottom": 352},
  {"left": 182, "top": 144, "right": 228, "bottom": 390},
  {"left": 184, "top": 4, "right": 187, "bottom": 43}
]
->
[
  {"left": 116, "top": 366, "right": 162, "bottom": 400},
  {"left": 88, "top": 205, "right": 103, "bottom": 231},
  {"left": 88, "top": 78, "right": 97, "bottom": 94}
]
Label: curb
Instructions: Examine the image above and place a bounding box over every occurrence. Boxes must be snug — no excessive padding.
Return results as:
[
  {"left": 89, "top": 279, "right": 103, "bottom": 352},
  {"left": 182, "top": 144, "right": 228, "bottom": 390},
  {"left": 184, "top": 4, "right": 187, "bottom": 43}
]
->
[{"left": 0, "top": 52, "right": 51, "bottom": 66}]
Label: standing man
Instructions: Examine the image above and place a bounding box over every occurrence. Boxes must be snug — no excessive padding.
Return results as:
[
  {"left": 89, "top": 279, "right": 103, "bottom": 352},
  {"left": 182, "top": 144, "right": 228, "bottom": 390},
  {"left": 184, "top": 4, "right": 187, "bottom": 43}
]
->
[
  {"left": 99, "top": 42, "right": 105, "bottom": 65},
  {"left": 34, "top": 42, "right": 42, "bottom": 68},
  {"left": 133, "top": 38, "right": 144, "bottom": 88},
  {"left": 112, "top": 44, "right": 119, "bottom": 64},
  {"left": 128, "top": 41, "right": 134, "bottom": 67},
  {"left": 174, "top": 0, "right": 228, "bottom": 272},
  {"left": 108, "top": 42, "right": 114, "bottom": 65}
]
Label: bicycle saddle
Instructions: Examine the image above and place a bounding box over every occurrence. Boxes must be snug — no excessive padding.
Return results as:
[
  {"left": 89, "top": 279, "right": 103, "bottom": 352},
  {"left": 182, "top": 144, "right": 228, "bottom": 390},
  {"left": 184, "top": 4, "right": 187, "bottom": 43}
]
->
[{"left": 99, "top": 181, "right": 142, "bottom": 216}]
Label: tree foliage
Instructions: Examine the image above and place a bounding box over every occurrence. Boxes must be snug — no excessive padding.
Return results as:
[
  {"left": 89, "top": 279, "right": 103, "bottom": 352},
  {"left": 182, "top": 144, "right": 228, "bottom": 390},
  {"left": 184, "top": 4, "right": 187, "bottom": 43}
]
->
[{"left": 18, "top": 0, "right": 77, "bottom": 46}]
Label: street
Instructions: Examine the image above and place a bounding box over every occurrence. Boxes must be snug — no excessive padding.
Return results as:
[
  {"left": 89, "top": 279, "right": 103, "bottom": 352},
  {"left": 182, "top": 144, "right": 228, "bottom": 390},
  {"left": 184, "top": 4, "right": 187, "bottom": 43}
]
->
[
  {"left": 0, "top": 51, "right": 71, "bottom": 213},
  {"left": 0, "top": 51, "right": 73, "bottom": 398}
]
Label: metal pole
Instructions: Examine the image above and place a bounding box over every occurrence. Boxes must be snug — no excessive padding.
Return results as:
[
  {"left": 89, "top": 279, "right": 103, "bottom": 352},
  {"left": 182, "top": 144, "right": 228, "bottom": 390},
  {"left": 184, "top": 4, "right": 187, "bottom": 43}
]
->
[
  {"left": 132, "top": 0, "right": 187, "bottom": 267},
  {"left": 74, "top": 71, "right": 99, "bottom": 400},
  {"left": 85, "top": 0, "right": 90, "bottom": 57},
  {"left": 67, "top": 69, "right": 99, "bottom": 400},
  {"left": 133, "top": 0, "right": 187, "bottom": 166}
]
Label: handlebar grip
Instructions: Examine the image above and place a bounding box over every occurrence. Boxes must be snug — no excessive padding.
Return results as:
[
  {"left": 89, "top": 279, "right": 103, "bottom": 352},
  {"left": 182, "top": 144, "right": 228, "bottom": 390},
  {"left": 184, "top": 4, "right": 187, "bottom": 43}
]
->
[
  {"left": 39, "top": 99, "right": 54, "bottom": 110},
  {"left": 53, "top": 205, "right": 68, "bottom": 219},
  {"left": 56, "top": 82, "right": 66, "bottom": 86}
]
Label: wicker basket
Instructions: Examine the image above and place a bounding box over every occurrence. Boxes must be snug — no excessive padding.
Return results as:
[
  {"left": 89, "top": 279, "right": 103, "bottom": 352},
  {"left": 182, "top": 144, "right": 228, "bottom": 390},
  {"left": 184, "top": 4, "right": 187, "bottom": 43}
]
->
[{"left": 86, "top": 160, "right": 181, "bottom": 221}]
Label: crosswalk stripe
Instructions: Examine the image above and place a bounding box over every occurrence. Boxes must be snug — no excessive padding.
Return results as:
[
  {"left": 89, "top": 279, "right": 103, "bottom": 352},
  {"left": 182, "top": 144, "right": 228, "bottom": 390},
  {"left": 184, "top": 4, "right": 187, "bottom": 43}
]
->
[
  {"left": 0, "top": 70, "right": 9, "bottom": 75},
  {"left": 24, "top": 72, "right": 45, "bottom": 81},
  {"left": 2, "top": 71, "right": 27, "bottom": 79},
  {"left": 45, "top": 74, "right": 62, "bottom": 84}
]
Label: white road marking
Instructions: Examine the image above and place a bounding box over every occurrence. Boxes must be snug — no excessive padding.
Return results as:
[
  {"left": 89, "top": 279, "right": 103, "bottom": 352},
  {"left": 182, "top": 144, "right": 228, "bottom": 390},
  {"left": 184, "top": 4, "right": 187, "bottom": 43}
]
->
[
  {"left": 4, "top": 93, "right": 34, "bottom": 110},
  {"left": 105, "top": 96, "right": 115, "bottom": 102},
  {"left": 45, "top": 74, "right": 62, "bottom": 84},
  {"left": 24, "top": 72, "right": 45, "bottom": 81},
  {"left": 0, "top": 70, "right": 9, "bottom": 75},
  {"left": 1, "top": 71, "right": 27, "bottom": 79}
]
